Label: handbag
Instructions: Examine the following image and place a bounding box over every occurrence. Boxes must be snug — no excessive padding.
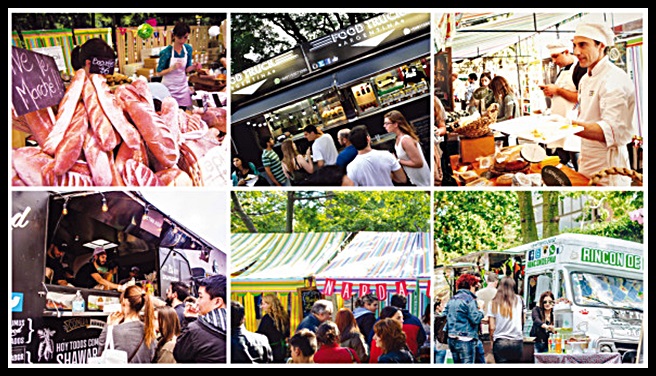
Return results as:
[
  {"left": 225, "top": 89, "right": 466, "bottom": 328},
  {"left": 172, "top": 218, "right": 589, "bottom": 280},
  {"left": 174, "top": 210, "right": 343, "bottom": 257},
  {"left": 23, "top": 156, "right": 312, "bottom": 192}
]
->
[{"left": 88, "top": 325, "right": 128, "bottom": 364}]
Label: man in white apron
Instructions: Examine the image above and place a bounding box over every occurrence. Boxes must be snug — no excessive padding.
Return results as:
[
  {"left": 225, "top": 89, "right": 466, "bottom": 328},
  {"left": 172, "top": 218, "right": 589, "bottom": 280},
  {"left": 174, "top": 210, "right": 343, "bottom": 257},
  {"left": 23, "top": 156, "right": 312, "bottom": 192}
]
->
[
  {"left": 542, "top": 40, "right": 581, "bottom": 171},
  {"left": 571, "top": 22, "right": 636, "bottom": 186}
]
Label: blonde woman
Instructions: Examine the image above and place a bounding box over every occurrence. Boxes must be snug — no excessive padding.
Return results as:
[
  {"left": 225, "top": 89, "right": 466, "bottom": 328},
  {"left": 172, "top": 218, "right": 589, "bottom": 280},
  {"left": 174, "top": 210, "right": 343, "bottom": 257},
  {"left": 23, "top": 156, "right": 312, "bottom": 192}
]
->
[
  {"left": 383, "top": 110, "right": 431, "bottom": 186},
  {"left": 280, "top": 139, "right": 314, "bottom": 185},
  {"left": 256, "top": 294, "right": 291, "bottom": 363},
  {"left": 97, "top": 285, "right": 157, "bottom": 363},
  {"left": 153, "top": 305, "right": 180, "bottom": 363},
  {"left": 487, "top": 276, "right": 524, "bottom": 363}
]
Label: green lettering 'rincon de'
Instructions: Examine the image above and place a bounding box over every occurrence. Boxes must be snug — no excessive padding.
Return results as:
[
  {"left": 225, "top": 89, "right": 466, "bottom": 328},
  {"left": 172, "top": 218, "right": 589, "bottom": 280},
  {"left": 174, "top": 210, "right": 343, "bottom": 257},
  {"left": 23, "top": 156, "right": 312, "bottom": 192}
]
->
[{"left": 580, "top": 247, "right": 643, "bottom": 271}]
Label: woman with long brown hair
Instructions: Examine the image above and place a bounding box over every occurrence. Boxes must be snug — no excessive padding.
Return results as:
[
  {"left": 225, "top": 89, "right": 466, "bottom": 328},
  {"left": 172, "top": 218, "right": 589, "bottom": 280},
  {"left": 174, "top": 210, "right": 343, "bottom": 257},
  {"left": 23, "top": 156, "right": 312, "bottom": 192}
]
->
[
  {"left": 256, "top": 293, "right": 291, "bottom": 363},
  {"left": 153, "top": 305, "right": 181, "bottom": 363},
  {"left": 530, "top": 290, "right": 556, "bottom": 353},
  {"left": 383, "top": 110, "right": 430, "bottom": 186},
  {"left": 97, "top": 285, "right": 157, "bottom": 363},
  {"left": 335, "top": 308, "right": 369, "bottom": 363},
  {"left": 488, "top": 276, "right": 524, "bottom": 363},
  {"left": 373, "top": 318, "right": 415, "bottom": 363},
  {"left": 488, "top": 75, "right": 519, "bottom": 122},
  {"left": 280, "top": 138, "right": 314, "bottom": 185}
]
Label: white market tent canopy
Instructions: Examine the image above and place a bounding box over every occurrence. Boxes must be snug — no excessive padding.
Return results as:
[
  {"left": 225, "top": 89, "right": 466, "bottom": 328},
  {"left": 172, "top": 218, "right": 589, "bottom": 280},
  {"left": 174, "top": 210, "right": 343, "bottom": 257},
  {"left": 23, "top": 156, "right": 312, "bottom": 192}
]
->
[
  {"left": 450, "top": 11, "right": 644, "bottom": 61},
  {"left": 230, "top": 232, "right": 349, "bottom": 282}
]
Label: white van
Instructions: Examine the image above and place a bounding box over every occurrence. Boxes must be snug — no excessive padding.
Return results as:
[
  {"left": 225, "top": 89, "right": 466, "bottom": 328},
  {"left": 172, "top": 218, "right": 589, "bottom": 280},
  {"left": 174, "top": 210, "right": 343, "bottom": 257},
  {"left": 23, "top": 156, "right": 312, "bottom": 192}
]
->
[{"left": 512, "top": 233, "right": 643, "bottom": 358}]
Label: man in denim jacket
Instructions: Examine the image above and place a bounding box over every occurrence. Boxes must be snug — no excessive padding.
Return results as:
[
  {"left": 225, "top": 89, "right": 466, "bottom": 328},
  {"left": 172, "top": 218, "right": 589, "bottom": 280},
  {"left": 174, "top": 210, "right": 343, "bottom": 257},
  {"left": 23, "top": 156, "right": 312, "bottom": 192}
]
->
[{"left": 444, "top": 273, "right": 485, "bottom": 363}]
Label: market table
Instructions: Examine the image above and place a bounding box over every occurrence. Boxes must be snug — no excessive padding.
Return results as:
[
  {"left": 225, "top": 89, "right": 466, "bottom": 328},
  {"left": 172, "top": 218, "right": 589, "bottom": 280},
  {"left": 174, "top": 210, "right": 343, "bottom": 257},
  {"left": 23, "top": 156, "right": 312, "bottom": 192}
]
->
[
  {"left": 449, "top": 154, "right": 589, "bottom": 187},
  {"left": 489, "top": 115, "right": 583, "bottom": 145},
  {"left": 534, "top": 352, "right": 622, "bottom": 364}
]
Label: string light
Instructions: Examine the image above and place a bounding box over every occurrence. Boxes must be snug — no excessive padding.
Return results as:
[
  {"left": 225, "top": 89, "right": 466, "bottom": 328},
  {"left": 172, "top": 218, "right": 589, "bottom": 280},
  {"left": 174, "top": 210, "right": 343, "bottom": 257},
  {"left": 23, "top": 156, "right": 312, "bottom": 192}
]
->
[
  {"left": 100, "top": 193, "right": 108, "bottom": 212},
  {"left": 142, "top": 206, "right": 149, "bottom": 221},
  {"left": 62, "top": 198, "right": 69, "bottom": 216}
]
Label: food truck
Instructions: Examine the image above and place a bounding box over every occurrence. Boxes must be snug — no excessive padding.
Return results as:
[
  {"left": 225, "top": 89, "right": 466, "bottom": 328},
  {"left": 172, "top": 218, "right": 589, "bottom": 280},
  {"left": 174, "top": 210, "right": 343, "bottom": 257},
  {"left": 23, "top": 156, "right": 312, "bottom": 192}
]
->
[
  {"left": 518, "top": 233, "right": 643, "bottom": 358},
  {"left": 10, "top": 190, "right": 227, "bottom": 364}
]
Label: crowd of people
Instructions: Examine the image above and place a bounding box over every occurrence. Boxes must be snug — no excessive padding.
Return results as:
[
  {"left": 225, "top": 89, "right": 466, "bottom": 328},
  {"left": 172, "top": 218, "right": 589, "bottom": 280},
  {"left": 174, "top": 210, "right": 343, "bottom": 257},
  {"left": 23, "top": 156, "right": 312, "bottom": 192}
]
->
[{"left": 233, "top": 109, "right": 432, "bottom": 187}]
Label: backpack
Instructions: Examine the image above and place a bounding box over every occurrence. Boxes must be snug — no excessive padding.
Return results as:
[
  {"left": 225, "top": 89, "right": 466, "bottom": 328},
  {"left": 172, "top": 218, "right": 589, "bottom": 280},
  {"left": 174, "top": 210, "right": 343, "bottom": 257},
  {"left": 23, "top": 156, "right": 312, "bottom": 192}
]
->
[
  {"left": 434, "top": 314, "right": 448, "bottom": 344},
  {"left": 290, "top": 158, "right": 310, "bottom": 184}
]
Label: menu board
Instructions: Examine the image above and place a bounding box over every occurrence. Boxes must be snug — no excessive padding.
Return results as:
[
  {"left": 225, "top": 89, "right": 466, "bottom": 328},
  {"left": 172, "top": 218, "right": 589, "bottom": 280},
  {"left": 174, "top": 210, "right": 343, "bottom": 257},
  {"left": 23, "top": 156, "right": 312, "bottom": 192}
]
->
[
  {"left": 304, "top": 13, "right": 430, "bottom": 73},
  {"left": 11, "top": 46, "right": 65, "bottom": 116},
  {"left": 230, "top": 46, "right": 309, "bottom": 105}
]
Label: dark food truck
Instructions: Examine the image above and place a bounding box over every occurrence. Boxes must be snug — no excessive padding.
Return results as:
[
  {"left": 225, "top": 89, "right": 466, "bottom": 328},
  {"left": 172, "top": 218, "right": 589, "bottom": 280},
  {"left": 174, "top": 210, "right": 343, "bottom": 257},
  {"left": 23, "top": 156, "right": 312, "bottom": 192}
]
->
[
  {"left": 11, "top": 191, "right": 227, "bottom": 364},
  {"left": 230, "top": 13, "right": 432, "bottom": 176}
]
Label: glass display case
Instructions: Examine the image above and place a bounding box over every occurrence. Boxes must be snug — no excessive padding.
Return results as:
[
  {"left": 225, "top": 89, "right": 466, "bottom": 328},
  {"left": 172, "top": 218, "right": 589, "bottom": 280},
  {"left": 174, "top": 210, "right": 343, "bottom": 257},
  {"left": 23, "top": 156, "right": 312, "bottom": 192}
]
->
[{"left": 311, "top": 90, "right": 348, "bottom": 127}]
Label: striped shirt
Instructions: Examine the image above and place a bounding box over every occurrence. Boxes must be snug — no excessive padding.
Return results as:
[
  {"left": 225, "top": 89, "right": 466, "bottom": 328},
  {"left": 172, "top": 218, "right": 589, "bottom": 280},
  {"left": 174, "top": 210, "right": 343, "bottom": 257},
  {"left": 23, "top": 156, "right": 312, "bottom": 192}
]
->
[{"left": 261, "top": 149, "right": 287, "bottom": 185}]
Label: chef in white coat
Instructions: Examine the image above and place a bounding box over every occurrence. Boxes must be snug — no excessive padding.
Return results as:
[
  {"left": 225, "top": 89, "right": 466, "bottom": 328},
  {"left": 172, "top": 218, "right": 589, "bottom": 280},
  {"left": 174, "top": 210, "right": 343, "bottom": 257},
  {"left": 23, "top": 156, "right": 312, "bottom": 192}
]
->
[{"left": 571, "top": 22, "right": 637, "bottom": 186}]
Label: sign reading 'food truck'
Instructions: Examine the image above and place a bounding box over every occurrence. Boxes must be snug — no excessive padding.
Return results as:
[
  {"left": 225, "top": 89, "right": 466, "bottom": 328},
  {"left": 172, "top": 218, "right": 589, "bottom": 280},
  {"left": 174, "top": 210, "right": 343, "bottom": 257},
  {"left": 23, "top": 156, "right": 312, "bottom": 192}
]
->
[
  {"left": 304, "top": 12, "right": 430, "bottom": 73},
  {"left": 231, "top": 46, "right": 309, "bottom": 103},
  {"left": 11, "top": 46, "right": 66, "bottom": 116}
]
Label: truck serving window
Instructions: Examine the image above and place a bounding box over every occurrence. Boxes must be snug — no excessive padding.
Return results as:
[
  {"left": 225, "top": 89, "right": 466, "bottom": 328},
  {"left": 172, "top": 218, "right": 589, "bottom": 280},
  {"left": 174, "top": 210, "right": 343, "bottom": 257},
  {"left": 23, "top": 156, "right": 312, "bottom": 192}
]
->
[{"left": 570, "top": 272, "right": 643, "bottom": 310}]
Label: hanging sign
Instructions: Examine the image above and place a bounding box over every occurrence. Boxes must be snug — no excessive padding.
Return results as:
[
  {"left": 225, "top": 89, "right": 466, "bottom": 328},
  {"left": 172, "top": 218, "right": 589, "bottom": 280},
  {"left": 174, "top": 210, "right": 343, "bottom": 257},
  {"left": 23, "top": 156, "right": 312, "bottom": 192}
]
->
[
  {"left": 140, "top": 209, "right": 164, "bottom": 237},
  {"left": 359, "top": 283, "right": 371, "bottom": 296},
  {"left": 11, "top": 46, "right": 66, "bottom": 116},
  {"left": 395, "top": 280, "right": 408, "bottom": 296},
  {"left": 341, "top": 282, "right": 354, "bottom": 300},
  {"left": 323, "top": 278, "right": 337, "bottom": 296},
  {"left": 375, "top": 283, "right": 388, "bottom": 301}
]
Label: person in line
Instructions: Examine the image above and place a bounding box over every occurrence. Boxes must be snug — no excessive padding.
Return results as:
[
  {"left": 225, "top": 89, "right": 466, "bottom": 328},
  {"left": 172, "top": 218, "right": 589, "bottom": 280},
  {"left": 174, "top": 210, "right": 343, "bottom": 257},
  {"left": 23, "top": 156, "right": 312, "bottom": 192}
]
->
[
  {"left": 335, "top": 128, "right": 358, "bottom": 169},
  {"left": 489, "top": 75, "right": 520, "bottom": 122},
  {"left": 335, "top": 308, "right": 369, "bottom": 363},
  {"left": 299, "top": 165, "right": 354, "bottom": 186},
  {"left": 346, "top": 125, "right": 407, "bottom": 187},
  {"left": 488, "top": 276, "right": 525, "bottom": 363},
  {"left": 303, "top": 124, "right": 339, "bottom": 168},
  {"left": 542, "top": 40, "right": 584, "bottom": 171},
  {"left": 570, "top": 22, "right": 636, "bottom": 186},
  {"left": 173, "top": 274, "right": 227, "bottom": 363},
  {"left": 153, "top": 305, "right": 180, "bottom": 363},
  {"left": 232, "top": 155, "right": 267, "bottom": 187},
  {"left": 313, "top": 321, "right": 360, "bottom": 364},
  {"left": 45, "top": 242, "right": 74, "bottom": 286},
  {"left": 433, "top": 95, "right": 448, "bottom": 186},
  {"left": 97, "top": 285, "right": 157, "bottom": 363},
  {"left": 280, "top": 138, "right": 314, "bottom": 185},
  {"left": 119, "top": 266, "right": 141, "bottom": 285},
  {"left": 256, "top": 293, "right": 291, "bottom": 363},
  {"left": 231, "top": 300, "right": 273, "bottom": 363},
  {"left": 74, "top": 247, "right": 124, "bottom": 291},
  {"left": 444, "top": 273, "right": 485, "bottom": 364},
  {"left": 353, "top": 293, "right": 379, "bottom": 343},
  {"left": 463, "top": 72, "right": 479, "bottom": 112},
  {"left": 287, "top": 329, "right": 317, "bottom": 364},
  {"left": 390, "top": 294, "right": 427, "bottom": 358},
  {"left": 165, "top": 281, "right": 190, "bottom": 326},
  {"left": 156, "top": 21, "right": 203, "bottom": 110},
  {"left": 295, "top": 299, "right": 334, "bottom": 333},
  {"left": 368, "top": 305, "right": 404, "bottom": 364},
  {"left": 476, "top": 272, "right": 499, "bottom": 345},
  {"left": 373, "top": 318, "right": 415, "bottom": 364},
  {"left": 384, "top": 110, "right": 431, "bottom": 186},
  {"left": 530, "top": 290, "right": 556, "bottom": 353},
  {"left": 259, "top": 135, "right": 288, "bottom": 187}
]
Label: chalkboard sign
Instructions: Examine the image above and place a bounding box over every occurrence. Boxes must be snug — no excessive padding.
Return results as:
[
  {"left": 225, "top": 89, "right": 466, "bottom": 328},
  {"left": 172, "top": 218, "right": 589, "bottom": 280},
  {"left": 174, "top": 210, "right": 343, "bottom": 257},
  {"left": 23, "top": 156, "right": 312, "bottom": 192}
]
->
[
  {"left": 11, "top": 46, "right": 65, "bottom": 116},
  {"left": 298, "top": 287, "right": 323, "bottom": 318},
  {"left": 89, "top": 56, "right": 115, "bottom": 75}
]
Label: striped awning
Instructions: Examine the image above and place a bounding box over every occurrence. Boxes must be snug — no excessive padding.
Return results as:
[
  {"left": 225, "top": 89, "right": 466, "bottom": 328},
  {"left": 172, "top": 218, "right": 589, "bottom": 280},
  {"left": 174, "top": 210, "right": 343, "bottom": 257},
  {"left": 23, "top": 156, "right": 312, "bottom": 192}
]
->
[
  {"left": 316, "top": 231, "right": 430, "bottom": 282},
  {"left": 230, "top": 232, "right": 349, "bottom": 282}
]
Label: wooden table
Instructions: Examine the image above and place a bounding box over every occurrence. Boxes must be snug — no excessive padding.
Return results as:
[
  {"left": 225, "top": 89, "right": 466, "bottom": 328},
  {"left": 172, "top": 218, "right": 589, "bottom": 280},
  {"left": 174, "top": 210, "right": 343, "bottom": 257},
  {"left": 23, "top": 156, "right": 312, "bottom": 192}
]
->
[
  {"left": 534, "top": 352, "right": 622, "bottom": 364},
  {"left": 450, "top": 154, "right": 590, "bottom": 187}
]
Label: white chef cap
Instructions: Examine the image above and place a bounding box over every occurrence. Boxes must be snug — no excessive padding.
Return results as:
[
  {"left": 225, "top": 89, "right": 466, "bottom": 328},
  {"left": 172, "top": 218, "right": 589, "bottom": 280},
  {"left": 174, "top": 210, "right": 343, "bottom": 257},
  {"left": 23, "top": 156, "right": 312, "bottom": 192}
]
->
[
  {"left": 573, "top": 22, "right": 615, "bottom": 47},
  {"left": 546, "top": 40, "right": 568, "bottom": 55}
]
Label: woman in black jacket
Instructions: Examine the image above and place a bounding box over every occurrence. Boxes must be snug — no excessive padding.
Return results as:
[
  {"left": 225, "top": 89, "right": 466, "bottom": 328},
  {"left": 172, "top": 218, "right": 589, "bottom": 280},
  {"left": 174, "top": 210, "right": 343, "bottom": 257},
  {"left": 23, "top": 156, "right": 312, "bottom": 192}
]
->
[
  {"left": 531, "top": 290, "right": 557, "bottom": 353},
  {"left": 256, "top": 294, "right": 290, "bottom": 363}
]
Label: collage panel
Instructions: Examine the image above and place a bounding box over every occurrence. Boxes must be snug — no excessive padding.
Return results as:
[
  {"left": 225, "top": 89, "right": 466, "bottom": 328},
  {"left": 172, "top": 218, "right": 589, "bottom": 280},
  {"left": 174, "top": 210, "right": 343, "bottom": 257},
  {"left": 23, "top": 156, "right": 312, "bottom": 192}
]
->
[
  {"left": 229, "top": 190, "right": 432, "bottom": 364},
  {"left": 230, "top": 12, "right": 432, "bottom": 188},
  {"left": 433, "top": 190, "right": 644, "bottom": 364},
  {"left": 433, "top": 12, "right": 644, "bottom": 188},
  {"left": 11, "top": 189, "right": 230, "bottom": 364},
  {"left": 11, "top": 12, "right": 230, "bottom": 188}
]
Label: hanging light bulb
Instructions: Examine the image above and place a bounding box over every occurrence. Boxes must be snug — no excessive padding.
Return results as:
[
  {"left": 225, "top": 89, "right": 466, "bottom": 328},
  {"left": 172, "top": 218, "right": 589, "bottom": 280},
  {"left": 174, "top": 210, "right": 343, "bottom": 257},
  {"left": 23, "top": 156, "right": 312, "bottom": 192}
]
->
[
  {"left": 62, "top": 198, "right": 69, "bottom": 216},
  {"left": 101, "top": 195, "right": 108, "bottom": 212},
  {"left": 142, "top": 206, "right": 149, "bottom": 221}
]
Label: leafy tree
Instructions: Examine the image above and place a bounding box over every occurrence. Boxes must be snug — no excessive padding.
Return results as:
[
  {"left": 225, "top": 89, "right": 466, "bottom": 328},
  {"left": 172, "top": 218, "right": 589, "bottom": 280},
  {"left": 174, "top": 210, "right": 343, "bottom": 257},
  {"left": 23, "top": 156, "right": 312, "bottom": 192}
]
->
[
  {"left": 231, "top": 190, "right": 430, "bottom": 234},
  {"left": 230, "top": 13, "right": 378, "bottom": 73}
]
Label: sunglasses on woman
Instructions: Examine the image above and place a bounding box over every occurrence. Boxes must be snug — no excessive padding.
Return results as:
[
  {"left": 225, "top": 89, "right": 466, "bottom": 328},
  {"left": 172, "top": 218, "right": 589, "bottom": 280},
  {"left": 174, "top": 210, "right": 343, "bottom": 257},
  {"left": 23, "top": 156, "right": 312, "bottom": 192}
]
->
[{"left": 543, "top": 300, "right": 554, "bottom": 305}]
